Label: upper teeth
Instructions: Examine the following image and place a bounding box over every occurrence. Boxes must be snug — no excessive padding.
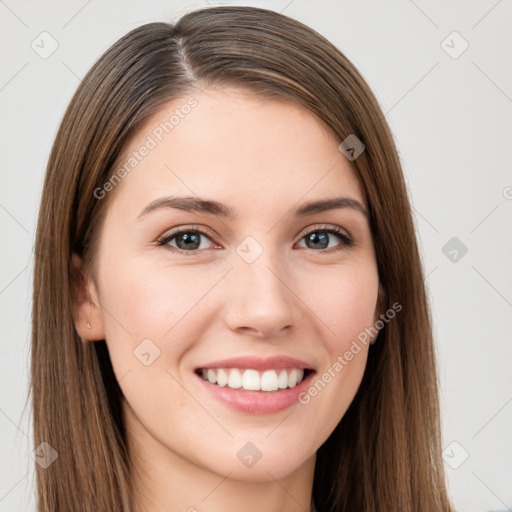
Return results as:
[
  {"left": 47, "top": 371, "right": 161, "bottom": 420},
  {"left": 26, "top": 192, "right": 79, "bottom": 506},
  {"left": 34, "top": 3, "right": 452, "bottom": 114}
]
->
[{"left": 200, "top": 368, "right": 305, "bottom": 391}]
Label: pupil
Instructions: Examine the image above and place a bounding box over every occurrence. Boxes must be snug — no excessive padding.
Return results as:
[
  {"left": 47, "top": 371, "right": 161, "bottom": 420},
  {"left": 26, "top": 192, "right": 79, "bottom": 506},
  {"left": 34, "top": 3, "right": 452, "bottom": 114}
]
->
[
  {"left": 307, "top": 231, "right": 328, "bottom": 249},
  {"left": 177, "top": 232, "right": 200, "bottom": 250}
]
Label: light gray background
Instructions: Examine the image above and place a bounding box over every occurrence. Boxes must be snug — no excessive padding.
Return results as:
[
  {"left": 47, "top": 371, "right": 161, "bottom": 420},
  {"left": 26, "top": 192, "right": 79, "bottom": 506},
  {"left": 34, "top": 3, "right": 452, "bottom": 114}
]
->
[{"left": 1, "top": 1, "right": 511, "bottom": 511}]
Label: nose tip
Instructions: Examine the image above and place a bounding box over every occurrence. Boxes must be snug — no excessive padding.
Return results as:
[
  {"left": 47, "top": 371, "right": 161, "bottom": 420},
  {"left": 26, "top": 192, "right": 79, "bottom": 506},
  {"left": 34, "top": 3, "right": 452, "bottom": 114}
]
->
[{"left": 224, "top": 260, "right": 296, "bottom": 339}]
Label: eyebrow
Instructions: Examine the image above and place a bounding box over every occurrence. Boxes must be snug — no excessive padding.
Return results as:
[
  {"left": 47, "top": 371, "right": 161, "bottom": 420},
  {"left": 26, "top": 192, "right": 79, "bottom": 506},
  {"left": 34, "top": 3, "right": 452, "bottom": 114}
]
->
[{"left": 136, "top": 195, "right": 369, "bottom": 220}]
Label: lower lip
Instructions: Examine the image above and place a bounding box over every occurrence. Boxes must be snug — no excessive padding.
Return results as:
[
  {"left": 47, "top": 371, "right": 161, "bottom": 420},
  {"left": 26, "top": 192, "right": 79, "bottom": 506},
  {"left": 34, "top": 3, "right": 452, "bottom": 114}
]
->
[{"left": 195, "top": 371, "right": 315, "bottom": 414}]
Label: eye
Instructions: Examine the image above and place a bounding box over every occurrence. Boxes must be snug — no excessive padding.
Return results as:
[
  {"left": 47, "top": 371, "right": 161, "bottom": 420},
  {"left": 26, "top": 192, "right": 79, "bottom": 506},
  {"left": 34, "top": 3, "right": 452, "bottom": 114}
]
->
[
  {"left": 157, "top": 225, "right": 218, "bottom": 255},
  {"left": 295, "top": 225, "right": 354, "bottom": 252},
  {"left": 156, "top": 224, "right": 354, "bottom": 255}
]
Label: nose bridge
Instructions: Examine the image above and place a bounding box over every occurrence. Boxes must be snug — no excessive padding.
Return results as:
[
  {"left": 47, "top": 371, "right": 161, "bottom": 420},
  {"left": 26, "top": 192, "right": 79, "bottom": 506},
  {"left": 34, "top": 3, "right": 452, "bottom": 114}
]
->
[{"left": 224, "top": 243, "right": 295, "bottom": 336}]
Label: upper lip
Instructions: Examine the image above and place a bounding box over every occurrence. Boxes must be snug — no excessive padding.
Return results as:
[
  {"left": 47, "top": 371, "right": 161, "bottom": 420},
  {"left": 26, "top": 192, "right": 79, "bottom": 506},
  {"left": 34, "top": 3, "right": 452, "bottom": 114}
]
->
[{"left": 197, "top": 355, "right": 315, "bottom": 371}]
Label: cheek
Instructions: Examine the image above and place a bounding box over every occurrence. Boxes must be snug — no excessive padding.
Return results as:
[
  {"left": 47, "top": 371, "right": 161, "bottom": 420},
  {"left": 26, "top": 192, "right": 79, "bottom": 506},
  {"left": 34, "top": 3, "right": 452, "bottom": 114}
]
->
[
  {"left": 294, "top": 265, "right": 377, "bottom": 439},
  {"left": 302, "top": 261, "right": 379, "bottom": 351},
  {"left": 97, "top": 256, "right": 220, "bottom": 363}
]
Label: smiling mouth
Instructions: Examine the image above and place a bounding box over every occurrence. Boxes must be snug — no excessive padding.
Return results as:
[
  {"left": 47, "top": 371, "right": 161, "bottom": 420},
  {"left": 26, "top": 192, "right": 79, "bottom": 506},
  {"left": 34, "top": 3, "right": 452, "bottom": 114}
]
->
[{"left": 195, "top": 367, "right": 314, "bottom": 392}]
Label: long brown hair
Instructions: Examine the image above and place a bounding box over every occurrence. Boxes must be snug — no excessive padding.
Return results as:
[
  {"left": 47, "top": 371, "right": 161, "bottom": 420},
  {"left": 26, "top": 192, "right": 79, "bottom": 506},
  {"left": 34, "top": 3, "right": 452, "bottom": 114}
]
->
[{"left": 31, "top": 6, "right": 454, "bottom": 511}]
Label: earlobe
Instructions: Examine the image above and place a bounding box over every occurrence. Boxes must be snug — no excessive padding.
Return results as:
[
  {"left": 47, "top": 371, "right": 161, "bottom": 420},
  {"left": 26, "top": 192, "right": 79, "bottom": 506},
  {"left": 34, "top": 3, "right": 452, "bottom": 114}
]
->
[{"left": 71, "top": 252, "right": 105, "bottom": 342}]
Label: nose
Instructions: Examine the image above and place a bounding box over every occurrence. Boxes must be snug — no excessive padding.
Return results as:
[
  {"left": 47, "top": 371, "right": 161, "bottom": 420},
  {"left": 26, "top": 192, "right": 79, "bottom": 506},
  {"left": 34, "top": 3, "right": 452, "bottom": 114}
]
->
[{"left": 223, "top": 252, "right": 296, "bottom": 339}]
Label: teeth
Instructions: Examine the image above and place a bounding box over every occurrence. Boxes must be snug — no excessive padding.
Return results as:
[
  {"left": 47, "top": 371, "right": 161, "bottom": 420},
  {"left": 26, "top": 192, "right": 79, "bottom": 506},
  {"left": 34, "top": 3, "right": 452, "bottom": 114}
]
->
[
  {"left": 228, "top": 369, "right": 242, "bottom": 389},
  {"left": 261, "top": 370, "right": 278, "bottom": 391},
  {"left": 199, "top": 368, "right": 306, "bottom": 391},
  {"left": 216, "top": 368, "right": 229, "bottom": 387},
  {"left": 288, "top": 369, "right": 298, "bottom": 387},
  {"left": 242, "top": 369, "right": 260, "bottom": 391},
  {"left": 277, "top": 370, "right": 288, "bottom": 389}
]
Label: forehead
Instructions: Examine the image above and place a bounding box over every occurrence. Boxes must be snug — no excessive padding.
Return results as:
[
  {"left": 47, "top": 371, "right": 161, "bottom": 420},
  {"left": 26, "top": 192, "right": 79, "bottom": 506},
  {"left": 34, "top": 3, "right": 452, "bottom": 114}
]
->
[{"left": 105, "top": 86, "right": 365, "bottom": 219}]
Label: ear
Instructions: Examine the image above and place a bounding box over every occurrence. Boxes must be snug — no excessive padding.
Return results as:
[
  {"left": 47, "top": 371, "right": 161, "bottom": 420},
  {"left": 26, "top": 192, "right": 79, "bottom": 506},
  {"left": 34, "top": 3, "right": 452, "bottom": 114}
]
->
[{"left": 71, "top": 253, "right": 105, "bottom": 343}]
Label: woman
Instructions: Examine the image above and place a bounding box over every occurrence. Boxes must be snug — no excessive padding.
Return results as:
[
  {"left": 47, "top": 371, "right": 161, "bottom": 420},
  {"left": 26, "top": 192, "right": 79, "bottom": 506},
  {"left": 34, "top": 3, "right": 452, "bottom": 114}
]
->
[{"left": 30, "top": 6, "right": 454, "bottom": 511}]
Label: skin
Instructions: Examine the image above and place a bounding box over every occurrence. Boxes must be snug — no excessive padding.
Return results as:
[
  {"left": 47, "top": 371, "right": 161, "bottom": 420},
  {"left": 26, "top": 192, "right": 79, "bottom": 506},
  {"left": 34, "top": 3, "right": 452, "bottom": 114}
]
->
[{"left": 73, "top": 87, "right": 382, "bottom": 512}]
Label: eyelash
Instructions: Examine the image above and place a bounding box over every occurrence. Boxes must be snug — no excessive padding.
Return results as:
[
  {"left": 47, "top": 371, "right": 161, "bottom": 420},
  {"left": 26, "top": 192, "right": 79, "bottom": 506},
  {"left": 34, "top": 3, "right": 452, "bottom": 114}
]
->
[{"left": 156, "top": 223, "right": 355, "bottom": 256}]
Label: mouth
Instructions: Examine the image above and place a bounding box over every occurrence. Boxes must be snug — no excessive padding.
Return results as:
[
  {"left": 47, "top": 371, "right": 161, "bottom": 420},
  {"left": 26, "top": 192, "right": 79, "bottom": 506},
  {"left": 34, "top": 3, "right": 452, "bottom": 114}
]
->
[{"left": 193, "top": 356, "right": 316, "bottom": 414}]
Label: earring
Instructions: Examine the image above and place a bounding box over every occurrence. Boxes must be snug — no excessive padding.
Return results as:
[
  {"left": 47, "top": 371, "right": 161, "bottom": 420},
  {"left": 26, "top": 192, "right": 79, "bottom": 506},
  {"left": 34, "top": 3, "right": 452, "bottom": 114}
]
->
[{"left": 86, "top": 302, "right": 92, "bottom": 329}]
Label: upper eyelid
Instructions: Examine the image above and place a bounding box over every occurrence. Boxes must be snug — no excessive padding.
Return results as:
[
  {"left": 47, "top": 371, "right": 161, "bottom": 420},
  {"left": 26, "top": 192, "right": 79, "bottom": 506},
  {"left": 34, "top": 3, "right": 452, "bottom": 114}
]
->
[
  {"left": 297, "top": 224, "right": 351, "bottom": 239},
  {"left": 158, "top": 224, "right": 217, "bottom": 242}
]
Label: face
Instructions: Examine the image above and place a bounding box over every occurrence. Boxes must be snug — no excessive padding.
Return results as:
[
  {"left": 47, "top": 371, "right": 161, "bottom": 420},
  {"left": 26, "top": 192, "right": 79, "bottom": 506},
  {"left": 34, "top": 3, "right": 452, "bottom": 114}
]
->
[{"left": 73, "top": 87, "right": 381, "bottom": 484}]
